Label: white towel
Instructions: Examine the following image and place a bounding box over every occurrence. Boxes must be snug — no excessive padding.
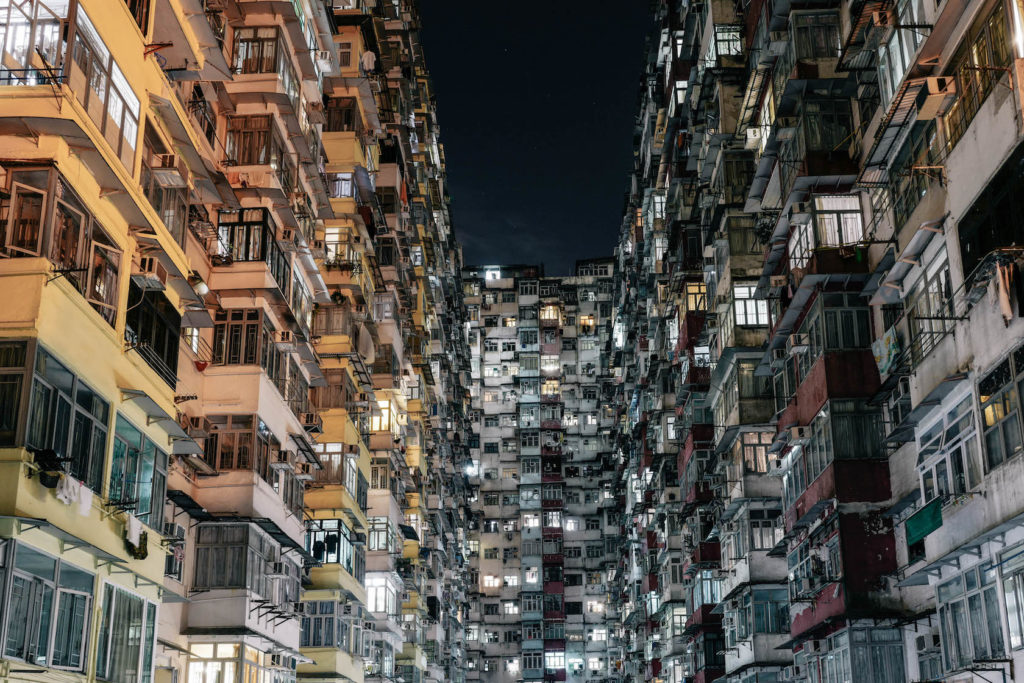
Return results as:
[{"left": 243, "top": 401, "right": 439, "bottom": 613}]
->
[
  {"left": 55, "top": 474, "right": 78, "bottom": 505},
  {"left": 77, "top": 483, "right": 92, "bottom": 516},
  {"left": 126, "top": 514, "right": 142, "bottom": 546}
]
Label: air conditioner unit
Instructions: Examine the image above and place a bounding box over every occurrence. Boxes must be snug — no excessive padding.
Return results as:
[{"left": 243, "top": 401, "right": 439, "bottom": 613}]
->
[
  {"left": 744, "top": 126, "right": 763, "bottom": 150},
  {"left": 768, "top": 30, "right": 788, "bottom": 56},
  {"left": 769, "top": 274, "right": 788, "bottom": 288},
  {"left": 310, "top": 240, "right": 326, "bottom": 258},
  {"left": 188, "top": 416, "right": 212, "bottom": 439},
  {"left": 806, "top": 638, "right": 824, "bottom": 653},
  {"left": 315, "top": 49, "right": 332, "bottom": 67},
  {"left": 295, "top": 462, "right": 314, "bottom": 480},
  {"left": 267, "top": 562, "right": 288, "bottom": 577},
  {"left": 152, "top": 153, "right": 190, "bottom": 188},
  {"left": 277, "top": 228, "right": 296, "bottom": 251},
  {"left": 162, "top": 522, "right": 185, "bottom": 540},
  {"left": 771, "top": 348, "right": 789, "bottom": 366},
  {"left": 300, "top": 412, "right": 320, "bottom": 428},
  {"left": 871, "top": 10, "right": 897, "bottom": 28},
  {"left": 290, "top": 601, "right": 307, "bottom": 615},
  {"left": 270, "top": 450, "right": 292, "bottom": 471},
  {"left": 132, "top": 256, "right": 168, "bottom": 291},
  {"left": 276, "top": 330, "right": 295, "bottom": 350},
  {"left": 788, "top": 333, "right": 810, "bottom": 354},
  {"left": 916, "top": 76, "right": 957, "bottom": 120},
  {"left": 790, "top": 425, "right": 811, "bottom": 443}
]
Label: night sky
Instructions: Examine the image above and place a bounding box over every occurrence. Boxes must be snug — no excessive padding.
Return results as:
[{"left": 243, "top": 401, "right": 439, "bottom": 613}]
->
[{"left": 417, "top": 1, "right": 653, "bottom": 275}]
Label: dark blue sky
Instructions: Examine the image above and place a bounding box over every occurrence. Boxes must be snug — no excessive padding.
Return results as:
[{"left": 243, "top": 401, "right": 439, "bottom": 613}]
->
[{"left": 417, "top": 1, "right": 653, "bottom": 275}]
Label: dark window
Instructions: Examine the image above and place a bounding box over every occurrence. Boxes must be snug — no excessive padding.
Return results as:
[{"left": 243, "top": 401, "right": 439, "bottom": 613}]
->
[{"left": 125, "top": 283, "right": 181, "bottom": 388}]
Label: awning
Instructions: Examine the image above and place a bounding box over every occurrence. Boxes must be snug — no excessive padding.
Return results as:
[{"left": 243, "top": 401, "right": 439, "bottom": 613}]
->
[
  {"left": 858, "top": 78, "right": 928, "bottom": 187},
  {"left": 119, "top": 388, "right": 205, "bottom": 459},
  {"left": 905, "top": 497, "right": 943, "bottom": 546},
  {"left": 399, "top": 524, "right": 420, "bottom": 542},
  {"left": 871, "top": 214, "right": 949, "bottom": 305},
  {"left": 900, "top": 509, "right": 1024, "bottom": 586},
  {"left": 148, "top": 94, "right": 220, "bottom": 204},
  {"left": 0, "top": 515, "right": 122, "bottom": 563},
  {"left": 252, "top": 518, "right": 315, "bottom": 563},
  {"left": 166, "top": 489, "right": 214, "bottom": 521}
]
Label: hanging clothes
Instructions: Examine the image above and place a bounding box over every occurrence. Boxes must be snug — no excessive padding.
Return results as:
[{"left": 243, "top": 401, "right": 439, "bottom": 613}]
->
[
  {"left": 997, "top": 262, "right": 1014, "bottom": 325},
  {"left": 77, "top": 482, "right": 93, "bottom": 516},
  {"left": 56, "top": 474, "right": 78, "bottom": 506},
  {"left": 126, "top": 514, "right": 143, "bottom": 546},
  {"left": 360, "top": 51, "right": 377, "bottom": 73}
]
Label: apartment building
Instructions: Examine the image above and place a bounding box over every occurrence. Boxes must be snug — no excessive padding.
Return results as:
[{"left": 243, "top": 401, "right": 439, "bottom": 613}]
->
[
  {"left": 0, "top": 2, "right": 469, "bottom": 683},
  {"left": 608, "top": 0, "right": 1024, "bottom": 682},
  {"left": 461, "top": 260, "right": 621, "bottom": 683}
]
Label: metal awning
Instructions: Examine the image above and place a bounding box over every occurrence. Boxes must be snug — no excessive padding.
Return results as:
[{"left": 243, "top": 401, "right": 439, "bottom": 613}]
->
[
  {"left": 148, "top": 94, "right": 220, "bottom": 203},
  {"left": 119, "top": 388, "right": 205, "bottom": 458},
  {"left": 166, "top": 489, "right": 214, "bottom": 521},
  {"left": 858, "top": 78, "right": 928, "bottom": 187},
  {"left": 289, "top": 432, "right": 322, "bottom": 468},
  {"left": 252, "top": 518, "right": 315, "bottom": 563},
  {"left": 0, "top": 515, "right": 122, "bottom": 563},
  {"left": 399, "top": 524, "right": 420, "bottom": 541},
  {"left": 899, "top": 509, "right": 1024, "bottom": 586},
  {"left": 870, "top": 214, "right": 948, "bottom": 304}
]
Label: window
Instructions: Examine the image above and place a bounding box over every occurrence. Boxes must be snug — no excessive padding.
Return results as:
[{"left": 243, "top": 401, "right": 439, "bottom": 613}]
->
[
  {"left": 207, "top": 414, "right": 283, "bottom": 483},
  {"left": 586, "top": 517, "right": 601, "bottom": 531},
  {"left": 482, "top": 575, "right": 500, "bottom": 588},
  {"left": 1000, "top": 544, "right": 1024, "bottom": 649},
  {"left": 25, "top": 345, "right": 109, "bottom": 494},
  {"left": 917, "top": 395, "right": 982, "bottom": 501},
  {"left": 742, "top": 431, "right": 775, "bottom": 472},
  {"left": 225, "top": 115, "right": 284, "bottom": 167},
  {"left": 125, "top": 283, "right": 181, "bottom": 387},
  {"left": 502, "top": 601, "right": 519, "bottom": 615},
  {"left": 733, "top": 284, "right": 769, "bottom": 326},
  {"left": 233, "top": 27, "right": 280, "bottom": 74},
  {"left": 95, "top": 583, "right": 158, "bottom": 683},
  {"left": 814, "top": 195, "right": 863, "bottom": 246},
  {"left": 305, "top": 519, "right": 363, "bottom": 583},
  {"left": 544, "top": 651, "right": 565, "bottom": 670},
  {"left": 943, "top": 4, "right": 1011, "bottom": 152},
  {"left": 1, "top": 168, "right": 122, "bottom": 325},
  {"left": 521, "top": 458, "right": 540, "bottom": 474},
  {"left": 504, "top": 574, "right": 519, "bottom": 587},
  {"left": 979, "top": 347, "right": 1024, "bottom": 470},
  {"left": 69, "top": 8, "right": 140, "bottom": 169},
  {"left": 938, "top": 563, "right": 1006, "bottom": 669},
  {"left": 366, "top": 575, "right": 398, "bottom": 617},
  {"left": 522, "top": 593, "right": 542, "bottom": 612},
  {"left": 0, "top": 0, "right": 68, "bottom": 85},
  {"left": 523, "top": 651, "right": 543, "bottom": 671},
  {"left": 301, "top": 601, "right": 355, "bottom": 652},
  {"left": 749, "top": 509, "right": 782, "bottom": 550},
  {"left": 1, "top": 543, "right": 95, "bottom": 671},
  {"left": 108, "top": 415, "right": 167, "bottom": 528}
]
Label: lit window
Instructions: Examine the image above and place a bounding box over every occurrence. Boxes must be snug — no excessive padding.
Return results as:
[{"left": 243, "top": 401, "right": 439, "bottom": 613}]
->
[
  {"left": 733, "top": 285, "right": 769, "bottom": 326},
  {"left": 482, "top": 575, "right": 500, "bottom": 588}
]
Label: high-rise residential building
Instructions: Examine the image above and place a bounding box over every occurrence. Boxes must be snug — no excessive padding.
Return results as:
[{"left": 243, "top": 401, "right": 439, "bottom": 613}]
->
[
  {"left": 0, "top": 2, "right": 469, "bottom": 683},
  {"left": 611, "top": 0, "right": 1024, "bottom": 682},
  {"left": 10, "top": 1, "right": 1024, "bottom": 683},
  {"left": 461, "top": 260, "right": 620, "bottom": 682}
]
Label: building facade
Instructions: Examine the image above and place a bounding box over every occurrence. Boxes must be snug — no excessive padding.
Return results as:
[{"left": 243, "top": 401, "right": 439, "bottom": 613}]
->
[
  {"left": 462, "top": 261, "right": 621, "bottom": 682},
  {"left": 609, "top": 0, "right": 1024, "bottom": 682},
  {"left": 0, "top": 2, "right": 469, "bottom": 683}
]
